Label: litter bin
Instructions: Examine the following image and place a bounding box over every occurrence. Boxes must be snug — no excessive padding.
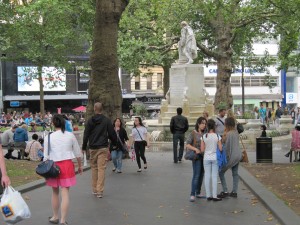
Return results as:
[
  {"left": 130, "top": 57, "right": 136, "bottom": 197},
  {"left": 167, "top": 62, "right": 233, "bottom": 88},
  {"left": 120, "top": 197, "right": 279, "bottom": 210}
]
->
[{"left": 256, "top": 137, "right": 272, "bottom": 163}]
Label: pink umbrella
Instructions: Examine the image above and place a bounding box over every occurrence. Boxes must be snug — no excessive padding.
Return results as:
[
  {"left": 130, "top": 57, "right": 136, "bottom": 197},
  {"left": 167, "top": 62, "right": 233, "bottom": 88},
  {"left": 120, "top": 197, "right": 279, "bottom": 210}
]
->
[{"left": 72, "top": 106, "right": 86, "bottom": 112}]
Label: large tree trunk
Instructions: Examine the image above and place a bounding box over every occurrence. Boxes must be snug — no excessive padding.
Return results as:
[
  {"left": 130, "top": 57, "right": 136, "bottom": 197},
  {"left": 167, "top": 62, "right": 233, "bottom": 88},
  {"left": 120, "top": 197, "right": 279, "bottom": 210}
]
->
[
  {"left": 214, "top": 22, "right": 234, "bottom": 112},
  {"left": 88, "top": 0, "right": 128, "bottom": 120},
  {"left": 215, "top": 57, "right": 233, "bottom": 111},
  {"left": 37, "top": 65, "right": 45, "bottom": 116}
]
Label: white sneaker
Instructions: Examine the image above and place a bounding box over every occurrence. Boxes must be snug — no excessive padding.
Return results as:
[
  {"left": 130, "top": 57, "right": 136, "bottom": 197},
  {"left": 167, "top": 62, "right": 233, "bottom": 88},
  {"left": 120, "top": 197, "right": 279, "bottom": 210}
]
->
[
  {"left": 137, "top": 169, "right": 142, "bottom": 172},
  {"left": 112, "top": 167, "right": 116, "bottom": 172}
]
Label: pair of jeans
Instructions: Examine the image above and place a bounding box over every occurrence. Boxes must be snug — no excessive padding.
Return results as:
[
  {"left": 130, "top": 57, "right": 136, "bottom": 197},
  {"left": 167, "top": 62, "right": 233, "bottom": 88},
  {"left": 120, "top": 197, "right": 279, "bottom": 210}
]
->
[
  {"left": 134, "top": 141, "right": 147, "bottom": 169},
  {"left": 111, "top": 149, "right": 123, "bottom": 171},
  {"left": 172, "top": 133, "right": 185, "bottom": 162},
  {"left": 260, "top": 116, "right": 266, "bottom": 124},
  {"left": 190, "top": 157, "right": 204, "bottom": 196},
  {"left": 89, "top": 148, "right": 108, "bottom": 194},
  {"left": 204, "top": 160, "right": 218, "bottom": 198},
  {"left": 219, "top": 163, "right": 239, "bottom": 193}
]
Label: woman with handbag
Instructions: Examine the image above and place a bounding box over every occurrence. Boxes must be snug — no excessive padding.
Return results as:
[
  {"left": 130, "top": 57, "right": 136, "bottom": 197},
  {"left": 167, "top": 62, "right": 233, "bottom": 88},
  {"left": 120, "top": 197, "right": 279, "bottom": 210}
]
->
[
  {"left": 131, "top": 117, "right": 148, "bottom": 172},
  {"left": 217, "top": 117, "right": 242, "bottom": 199},
  {"left": 111, "top": 118, "right": 129, "bottom": 173},
  {"left": 45, "top": 115, "right": 82, "bottom": 225},
  {"left": 186, "top": 117, "right": 207, "bottom": 202}
]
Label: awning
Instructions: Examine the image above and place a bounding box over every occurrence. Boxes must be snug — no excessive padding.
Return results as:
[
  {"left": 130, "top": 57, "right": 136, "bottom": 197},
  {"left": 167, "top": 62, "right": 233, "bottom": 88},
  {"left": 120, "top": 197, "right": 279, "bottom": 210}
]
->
[
  {"left": 4, "top": 93, "right": 136, "bottom": 101},
  {"left": 145, "top": 104, "right": 161, "bottom": 110}
]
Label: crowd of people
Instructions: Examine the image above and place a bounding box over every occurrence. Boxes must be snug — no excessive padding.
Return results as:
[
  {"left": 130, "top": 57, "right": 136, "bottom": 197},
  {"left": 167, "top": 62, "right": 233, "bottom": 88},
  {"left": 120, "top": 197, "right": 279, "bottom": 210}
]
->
[{"left": 1, "top": 102, "right": 299, "bottom": 224}]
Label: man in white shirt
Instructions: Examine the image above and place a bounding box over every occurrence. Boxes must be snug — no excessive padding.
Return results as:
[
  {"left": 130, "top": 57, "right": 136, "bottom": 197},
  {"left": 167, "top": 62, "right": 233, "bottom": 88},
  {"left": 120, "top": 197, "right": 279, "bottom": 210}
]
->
[
  {"left": 214, "top": 108, "right": 226, "bottom": 137},
  {"left": 2, "top": 125, "right": 18, "bottom": 159}
]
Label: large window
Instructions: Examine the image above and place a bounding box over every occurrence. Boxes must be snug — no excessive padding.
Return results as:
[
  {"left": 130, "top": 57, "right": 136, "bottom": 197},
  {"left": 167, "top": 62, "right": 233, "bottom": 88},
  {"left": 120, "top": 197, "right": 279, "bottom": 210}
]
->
[
  {"left": 205, "top": 76, "right": 279, "bottom": 87},
  {"left": 147, "top": 75, "right": 152, "bottom": 90},
  {"left": 157, "top": 73, "right": 162, "bottom": 88},
  {"left": 204, "top": 77, "right": 216, "bottom": 87},
  {"left": 231, "top": 77, "right": 240, "bottom": 86},
  {"left": 135, "top": 76, "right": 140, "bottom": 90}
]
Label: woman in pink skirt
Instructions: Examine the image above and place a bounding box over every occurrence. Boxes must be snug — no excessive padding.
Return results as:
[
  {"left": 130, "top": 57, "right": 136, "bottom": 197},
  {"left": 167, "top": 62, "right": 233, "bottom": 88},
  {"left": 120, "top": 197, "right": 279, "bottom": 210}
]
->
[{"left": 44, "top": 114, "right": 82, "bottom": 225}]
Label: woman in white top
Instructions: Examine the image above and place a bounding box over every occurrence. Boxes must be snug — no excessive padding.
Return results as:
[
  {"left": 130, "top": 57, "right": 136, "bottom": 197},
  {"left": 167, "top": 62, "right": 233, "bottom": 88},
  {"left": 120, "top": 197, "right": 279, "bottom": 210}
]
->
[
  {"left": 201, "top": 119, "right": 222, "bottom": 201},
  {"left": 131, "top": 117, "right": 148, "bottom": 172},
  {"left": 45, "top": 114, "right": 82, "bottom": 225}
]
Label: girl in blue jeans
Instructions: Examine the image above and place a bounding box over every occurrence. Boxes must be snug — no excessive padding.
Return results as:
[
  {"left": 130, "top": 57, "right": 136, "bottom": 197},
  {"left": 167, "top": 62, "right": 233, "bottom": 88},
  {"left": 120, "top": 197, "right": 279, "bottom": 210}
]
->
[
  {"left": 110, "top": 118, "right": 129, "bottom": 173},
  {"left": 186, "top": 117, "right": 207, "bottom": 202},
  {"left": 201, "top": 119, "right": 222, "bottom": 201}
]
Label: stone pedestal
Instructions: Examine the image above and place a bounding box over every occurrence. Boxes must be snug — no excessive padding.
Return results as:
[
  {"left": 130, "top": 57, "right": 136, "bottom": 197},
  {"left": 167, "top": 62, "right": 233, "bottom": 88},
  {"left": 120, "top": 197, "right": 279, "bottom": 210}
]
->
[
  {"left": 169, "top": 64, "right": 205, "bottom": 105},
  {"left": 159, "top": 64, "right": 213, "bottom": 124}
]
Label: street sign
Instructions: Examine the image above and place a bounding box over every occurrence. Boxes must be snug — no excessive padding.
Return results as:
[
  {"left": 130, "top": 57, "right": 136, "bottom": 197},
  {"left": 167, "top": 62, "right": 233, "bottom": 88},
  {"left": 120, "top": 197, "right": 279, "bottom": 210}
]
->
[
  {"left": 286, "top": 92, "right": 297, "bottom": 104},
  {"left": 10, "top": 101, "right": 20, "bottom": 107}
]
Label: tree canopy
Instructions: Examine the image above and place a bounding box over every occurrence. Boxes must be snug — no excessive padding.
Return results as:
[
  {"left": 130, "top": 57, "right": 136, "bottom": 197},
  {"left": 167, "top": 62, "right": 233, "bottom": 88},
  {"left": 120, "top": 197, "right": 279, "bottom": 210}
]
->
[
  {"left": 0, "top": 0, "right": 90, "bottom": 115},
  {"left": 119, "top": 0, "right": 300, "bottom": 110}
]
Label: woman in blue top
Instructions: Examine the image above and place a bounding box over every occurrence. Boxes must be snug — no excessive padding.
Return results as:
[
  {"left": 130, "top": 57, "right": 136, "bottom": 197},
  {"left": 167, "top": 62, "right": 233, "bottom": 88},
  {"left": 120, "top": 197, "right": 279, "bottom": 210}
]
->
[{"left": 131, "top": 117, "right": 148, "bottom": 172}]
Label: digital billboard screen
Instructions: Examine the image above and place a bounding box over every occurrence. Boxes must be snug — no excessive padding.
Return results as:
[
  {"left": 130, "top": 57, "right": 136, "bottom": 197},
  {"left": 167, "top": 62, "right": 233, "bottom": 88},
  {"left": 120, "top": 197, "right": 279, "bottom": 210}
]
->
[{"left": 17, "top": 66, "right": 66, "bottom": 92}]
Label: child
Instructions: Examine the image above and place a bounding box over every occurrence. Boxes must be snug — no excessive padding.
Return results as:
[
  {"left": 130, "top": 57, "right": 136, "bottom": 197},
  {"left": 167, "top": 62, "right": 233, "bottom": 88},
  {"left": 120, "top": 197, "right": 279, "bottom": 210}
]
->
[{"left": 260, "top": 125, "right": 267, "bottom": 137}]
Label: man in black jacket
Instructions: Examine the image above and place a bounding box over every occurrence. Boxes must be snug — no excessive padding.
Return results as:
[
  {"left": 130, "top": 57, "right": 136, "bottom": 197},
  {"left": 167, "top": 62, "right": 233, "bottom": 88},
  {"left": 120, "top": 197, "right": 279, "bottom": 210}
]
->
[
  {"left": 82, "top": 102, "right": 117, "bottom": 198},
  {"left": 170, "top": 107, "right": 189, "bottom": 163}
]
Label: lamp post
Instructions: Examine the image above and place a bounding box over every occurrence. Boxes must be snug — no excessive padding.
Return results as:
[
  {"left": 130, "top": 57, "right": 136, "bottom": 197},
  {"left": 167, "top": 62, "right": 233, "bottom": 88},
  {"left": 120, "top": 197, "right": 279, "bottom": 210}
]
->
[{"left": 241, "top": 58, "right": 245, "bottom": 116}]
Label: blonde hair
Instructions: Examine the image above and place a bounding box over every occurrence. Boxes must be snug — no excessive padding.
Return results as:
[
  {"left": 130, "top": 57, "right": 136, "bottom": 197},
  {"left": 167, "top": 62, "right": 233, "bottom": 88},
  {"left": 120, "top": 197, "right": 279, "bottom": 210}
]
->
[
  {"left": 181, "top": 21, "right": 188, "bottom": 27},
  {"left": 21, "top": 124, "right": 28, "bottom": 130},
  {"left": 227, "top": 109, "right": 235, "bottom": 118}
]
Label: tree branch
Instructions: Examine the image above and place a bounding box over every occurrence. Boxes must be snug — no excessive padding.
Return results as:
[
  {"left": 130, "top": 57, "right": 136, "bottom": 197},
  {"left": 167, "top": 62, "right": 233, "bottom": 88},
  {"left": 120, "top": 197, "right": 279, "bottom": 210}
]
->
[
  {"left": 197, "top": 43, "right": 220, "bottom": 59},
  {"left": 235, "top": 12, "right": 279, "bottom": 28}
]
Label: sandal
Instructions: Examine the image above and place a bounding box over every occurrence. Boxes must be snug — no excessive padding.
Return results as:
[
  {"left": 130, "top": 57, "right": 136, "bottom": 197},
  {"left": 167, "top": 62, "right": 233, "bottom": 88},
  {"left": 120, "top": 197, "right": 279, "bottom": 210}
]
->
[{"left": 48, "top": 217, "right": 59, "bottom": 224}]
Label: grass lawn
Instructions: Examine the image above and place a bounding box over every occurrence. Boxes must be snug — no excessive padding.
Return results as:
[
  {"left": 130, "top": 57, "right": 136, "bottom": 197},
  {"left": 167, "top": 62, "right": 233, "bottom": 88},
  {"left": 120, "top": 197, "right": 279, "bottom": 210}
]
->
[
  {"left": 244, "top": 163, "right": 300, "bottom": 216},
  {"left": 6, "top": 160, "right": 42, "bottom": 187}
]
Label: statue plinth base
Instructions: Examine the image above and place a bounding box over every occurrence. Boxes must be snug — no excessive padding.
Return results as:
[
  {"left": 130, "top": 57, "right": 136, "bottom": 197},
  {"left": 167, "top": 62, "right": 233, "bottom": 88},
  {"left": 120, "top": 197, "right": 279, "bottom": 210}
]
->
[{"left": 159, "top": 64, "right": 214, "bottom": 124}]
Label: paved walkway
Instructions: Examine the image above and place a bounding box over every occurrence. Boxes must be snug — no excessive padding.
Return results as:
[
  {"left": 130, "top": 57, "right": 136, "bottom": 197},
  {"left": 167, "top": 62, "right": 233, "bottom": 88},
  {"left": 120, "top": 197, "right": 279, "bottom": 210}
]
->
[
  {"left": 2, "top": 132, "right": 300, "bottom": 224},
  {"left": 15, "top": 152, "right": 283, "bottom": 225}
]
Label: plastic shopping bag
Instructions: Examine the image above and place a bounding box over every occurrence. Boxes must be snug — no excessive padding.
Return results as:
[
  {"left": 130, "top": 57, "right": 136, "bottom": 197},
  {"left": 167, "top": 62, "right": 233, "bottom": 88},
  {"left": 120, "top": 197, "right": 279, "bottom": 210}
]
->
[
  {"left": 83, "top": 152, "right": 87, "bottom": 167},
  {"left": 131, "top": 149, "right": 136, "bottom": 161},
  {"left": 0, "top": 186, "right": 31, "bottom": 224}
]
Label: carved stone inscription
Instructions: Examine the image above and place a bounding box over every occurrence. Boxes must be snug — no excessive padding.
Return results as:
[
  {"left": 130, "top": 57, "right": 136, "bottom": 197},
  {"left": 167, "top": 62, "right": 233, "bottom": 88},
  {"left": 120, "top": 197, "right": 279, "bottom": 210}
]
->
[{"left": 170, "top": 69, "right": 186, "bottom": 105}]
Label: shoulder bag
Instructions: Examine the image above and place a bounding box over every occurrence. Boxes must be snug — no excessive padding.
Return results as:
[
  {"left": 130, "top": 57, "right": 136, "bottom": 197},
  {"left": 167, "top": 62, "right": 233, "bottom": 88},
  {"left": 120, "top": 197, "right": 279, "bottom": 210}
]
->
[
  {"left": 35, "top": 133, "right": 60, "bottom": 178},
  {"left": 116, "top": 129, "right": 128, "bottom": 152},
  {"left": 184, "top": 131, "right": 200, "bottom": 160},
  {"left": 135, "top": 127, "right": 147, "bottom": 147},
  {"left": 239, "top": 136, "right": 249, "bottom": 163},
  {"left": 236, "top": 122, "right": 244, "bottom": 134},
  {"left": 216, "top": 134, "right": 227, "bottom": 171}
]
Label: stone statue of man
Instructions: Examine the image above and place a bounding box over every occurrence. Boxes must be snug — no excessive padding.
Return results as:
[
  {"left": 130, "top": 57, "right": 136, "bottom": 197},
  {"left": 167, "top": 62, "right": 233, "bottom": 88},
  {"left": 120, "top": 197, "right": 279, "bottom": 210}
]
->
[{"left": 178, "top": 21, "right": 197, "bottom": 64}]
